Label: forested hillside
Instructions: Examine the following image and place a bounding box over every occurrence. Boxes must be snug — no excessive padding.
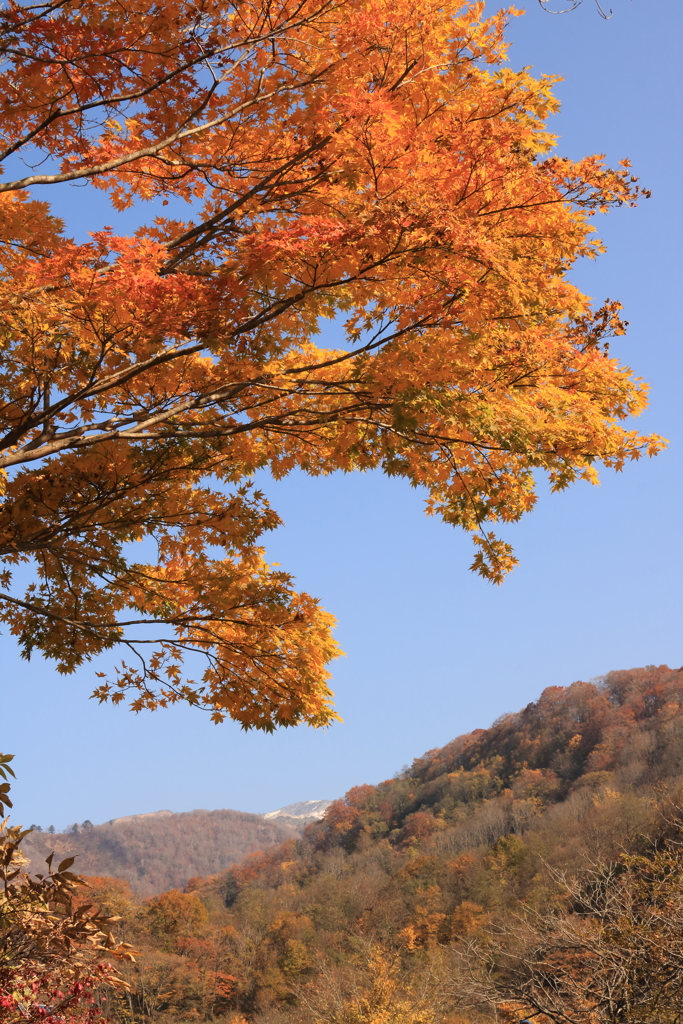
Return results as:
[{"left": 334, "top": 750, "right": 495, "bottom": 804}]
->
[
  {"left": 21, "top": 809, "right": 307, "bottom": 896},
  {"left": 305, "top": 661, "right": 683, "bottom": 857},
  {"left": 81, "top": 664, "right": 683, "bottom": 1024}
]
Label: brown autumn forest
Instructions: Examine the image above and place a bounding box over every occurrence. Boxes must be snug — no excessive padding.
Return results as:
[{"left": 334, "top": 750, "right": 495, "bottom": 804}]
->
[
  {"left": 21, "top": 811, "right": 309, "bottom": 898},
  {"left": 51, "top": 663, "right": 683, "bottom": 1024}
]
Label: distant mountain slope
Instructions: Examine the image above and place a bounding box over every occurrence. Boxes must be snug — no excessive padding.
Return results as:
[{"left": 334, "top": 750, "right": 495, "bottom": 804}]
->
[
  {"left": 21, "top": 808, "right": 305, "bottom": 896},
  {"left": 109, "top": 809, "right": 175, "bottom": 825},
  {"left": 95, "top": 665, "right": 683, "bottom": 1024}
]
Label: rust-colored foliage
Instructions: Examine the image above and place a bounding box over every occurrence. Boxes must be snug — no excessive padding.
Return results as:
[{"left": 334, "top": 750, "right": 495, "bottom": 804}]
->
[
  {"left": 0, "top": 754, "right": 136, "bottom": 1022},
  {"left": 0, "top": 0, "right": 663, "bottom": 728},
  {"left": 92, "top": 668, "right": 683, "bottom": 1024}
]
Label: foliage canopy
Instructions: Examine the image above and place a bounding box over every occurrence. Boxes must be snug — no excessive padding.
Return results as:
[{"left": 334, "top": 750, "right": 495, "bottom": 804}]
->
[{"left": 0, "top": 0, "right": 662, "bottom": 726}]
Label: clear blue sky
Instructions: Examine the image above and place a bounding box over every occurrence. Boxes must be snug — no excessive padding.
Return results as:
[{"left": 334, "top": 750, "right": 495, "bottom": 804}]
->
[{"left": 4, "top": 0, "right": 682, "bottom": 830}]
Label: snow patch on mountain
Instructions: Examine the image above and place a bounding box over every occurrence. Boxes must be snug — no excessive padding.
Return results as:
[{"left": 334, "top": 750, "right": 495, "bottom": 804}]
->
[{"left": 263, "top": 800, "right": 332, "bottom": 820}]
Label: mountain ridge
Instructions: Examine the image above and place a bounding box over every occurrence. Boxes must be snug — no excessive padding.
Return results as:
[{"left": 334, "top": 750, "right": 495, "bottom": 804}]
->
[
  {"left": 21, "top": 806, "right": 318, "bottom": 896},
  {"left": 74, "top": 663, "right": 683, "bottom": 1024}
]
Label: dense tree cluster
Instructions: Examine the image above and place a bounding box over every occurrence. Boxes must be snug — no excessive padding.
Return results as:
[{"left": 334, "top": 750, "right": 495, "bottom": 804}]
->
[{"left": 50, "top": 665, "right": 683, "bottom": 1024}]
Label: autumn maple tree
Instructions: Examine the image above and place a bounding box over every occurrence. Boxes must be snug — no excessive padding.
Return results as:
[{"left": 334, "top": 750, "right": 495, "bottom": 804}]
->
[{"left": 0, "top": 0, "right": 663, "bottom": 729}]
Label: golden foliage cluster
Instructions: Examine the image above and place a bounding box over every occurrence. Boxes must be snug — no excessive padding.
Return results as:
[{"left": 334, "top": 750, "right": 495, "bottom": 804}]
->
[{"left": 0, "top": 0, "right": 663, "bottom": 725}]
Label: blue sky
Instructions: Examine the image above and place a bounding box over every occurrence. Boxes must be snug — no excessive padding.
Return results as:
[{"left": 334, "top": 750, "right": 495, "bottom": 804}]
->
[{"left": 4, "top": 0, "right": 682, "bottom": 830}]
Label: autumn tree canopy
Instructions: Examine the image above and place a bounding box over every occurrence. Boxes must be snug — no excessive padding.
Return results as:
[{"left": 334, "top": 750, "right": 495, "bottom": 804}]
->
[{"left": 0, "top": 0, "right": 663, "bottom": 728}]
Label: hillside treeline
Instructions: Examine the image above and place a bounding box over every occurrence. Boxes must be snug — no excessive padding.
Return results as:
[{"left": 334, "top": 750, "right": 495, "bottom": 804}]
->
[
  {"left": 22, "top": 810, "right": 305, "bottom": 896},
  {"left": 84, "top": 665, "right": 683, "bottom": 1024}
]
